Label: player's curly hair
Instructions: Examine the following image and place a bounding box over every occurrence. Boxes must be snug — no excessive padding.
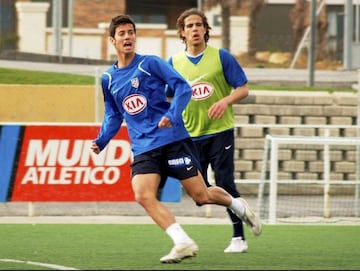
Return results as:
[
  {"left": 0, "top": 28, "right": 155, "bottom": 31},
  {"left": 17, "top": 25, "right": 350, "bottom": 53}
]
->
[
  {"left": 109, "top": 14, "right": 136, "bottom": 38},
  {"left": 176, "top": 8, "right": 212, "bottom": 44}
]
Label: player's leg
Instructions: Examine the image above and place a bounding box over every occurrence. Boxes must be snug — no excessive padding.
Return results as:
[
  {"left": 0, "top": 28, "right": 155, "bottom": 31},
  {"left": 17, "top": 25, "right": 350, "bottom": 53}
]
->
[
  {"left": 209, "top": 130, "right": 248, "bottom": 252},
  {"left": 131, "top": 152, "right": 197, "bottom": 264},
  {"left": 175, "top": 139, "right": 262, "bottom": 235},
  {"left": 181, "top": 168, "right": 262, "bottom": 238},
  {"left": 132, "top": 172, "right": 175, "bottom": 229},
  {"left": 180, "top": 138, "right": 262, "bottom": 236},
  {"left": 193, "top": 139, "right": 212, "bottom": 187},
  {"left": 167, "top": 138, "right": 234, "bottom": 206},
  {"left": 179, "top": 163, "right": 261, "bottom": 238}
]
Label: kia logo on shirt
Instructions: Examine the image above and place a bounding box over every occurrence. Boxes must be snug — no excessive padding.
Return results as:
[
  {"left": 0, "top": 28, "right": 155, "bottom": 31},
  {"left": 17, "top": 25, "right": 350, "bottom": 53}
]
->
[
  {"left": 123, "top": 94, "right": 147, "bottom": 115},
  {"left": 191, "top": 82, "right": 214, "bottom": 100}
]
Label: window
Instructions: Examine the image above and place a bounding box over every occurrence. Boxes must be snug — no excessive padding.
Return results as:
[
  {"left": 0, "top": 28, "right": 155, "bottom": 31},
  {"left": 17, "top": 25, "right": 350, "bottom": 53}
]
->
[{"left": 0, "top": 0, "right": 17, "bottom": 50}]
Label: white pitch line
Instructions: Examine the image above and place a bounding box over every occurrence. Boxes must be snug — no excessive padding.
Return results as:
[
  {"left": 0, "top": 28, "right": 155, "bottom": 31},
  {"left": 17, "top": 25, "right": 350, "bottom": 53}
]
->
[{"left": 0, "top": 259, "right": 79, "bottom": 270}]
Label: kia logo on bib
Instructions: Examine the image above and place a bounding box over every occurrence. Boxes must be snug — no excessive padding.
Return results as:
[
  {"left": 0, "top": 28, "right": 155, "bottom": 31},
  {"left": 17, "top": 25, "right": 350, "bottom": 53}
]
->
[
  {"left": 123, "top": 94, "right": 147, "bottom": 115},
  {"left": 191, "top": 82, "right": 214, "bottom": 100}
]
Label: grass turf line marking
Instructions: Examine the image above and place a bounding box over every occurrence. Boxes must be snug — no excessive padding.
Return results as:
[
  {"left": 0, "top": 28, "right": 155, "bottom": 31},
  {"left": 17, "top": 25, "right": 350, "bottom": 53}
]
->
[{"left": 0, "top": 259, "right": 79, "bottom": 270}]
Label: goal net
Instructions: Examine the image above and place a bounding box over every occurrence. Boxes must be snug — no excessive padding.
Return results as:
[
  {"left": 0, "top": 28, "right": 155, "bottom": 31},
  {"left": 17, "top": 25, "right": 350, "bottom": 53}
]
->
[{"left": 258, "top": 134, "right": 360, "bottom": 224}]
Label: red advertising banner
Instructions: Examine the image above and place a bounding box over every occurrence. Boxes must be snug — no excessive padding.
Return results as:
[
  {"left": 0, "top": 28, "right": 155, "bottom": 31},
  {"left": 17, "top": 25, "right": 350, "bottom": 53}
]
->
[{"left": 11, "top": 125, "right": 135, "bottom": 201}]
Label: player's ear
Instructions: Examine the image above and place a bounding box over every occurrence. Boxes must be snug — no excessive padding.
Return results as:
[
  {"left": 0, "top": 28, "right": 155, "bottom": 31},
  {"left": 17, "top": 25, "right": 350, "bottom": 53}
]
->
[{"left": 109, "top": 37, "right": 115, "bottom": 45}]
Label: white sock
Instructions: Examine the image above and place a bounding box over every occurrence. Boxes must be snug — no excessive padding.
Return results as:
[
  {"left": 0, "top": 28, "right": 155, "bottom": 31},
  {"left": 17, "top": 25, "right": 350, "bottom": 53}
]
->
[
  {"left": 165, "top": 223, "right": 193, "bottom": 245},
  {"left": 229, "top": 197, "right": 245, "bottom": 217}
]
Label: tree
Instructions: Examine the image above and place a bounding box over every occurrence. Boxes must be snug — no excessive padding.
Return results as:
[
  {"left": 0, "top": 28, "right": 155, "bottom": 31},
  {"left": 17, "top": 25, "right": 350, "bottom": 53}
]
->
[
  {"left": 203, "top": 0, "right": 239, "bottom": 50},
  {"left": 221, "top": 2, "right": 231, "bottom": 50},
  {"left": 289, "top": 0, "right": 328, "bottom": 61},
  {"left": 290, "top": 0, "right": 307, "bottom": 54},
  {"left": 247, "top": 0, "right": 265, "bottom": 57},
  {"left": 203, "top": 0, "right": 265, "bottom": 56}
]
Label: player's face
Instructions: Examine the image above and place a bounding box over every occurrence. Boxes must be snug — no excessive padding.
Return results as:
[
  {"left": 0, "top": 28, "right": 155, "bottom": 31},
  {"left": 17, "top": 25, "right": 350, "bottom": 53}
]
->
[
  {"left": 181, "top": 15, "right": 206, "bottom": 47},
  {"left": 111, "top": 23, "right": 136, "bottom": 55}
]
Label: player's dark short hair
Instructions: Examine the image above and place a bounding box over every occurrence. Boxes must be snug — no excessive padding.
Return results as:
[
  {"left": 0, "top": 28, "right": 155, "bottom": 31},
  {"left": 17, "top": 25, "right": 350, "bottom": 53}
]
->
[{"left": 109, "top": 14, "right": 136, "bottom": 37}]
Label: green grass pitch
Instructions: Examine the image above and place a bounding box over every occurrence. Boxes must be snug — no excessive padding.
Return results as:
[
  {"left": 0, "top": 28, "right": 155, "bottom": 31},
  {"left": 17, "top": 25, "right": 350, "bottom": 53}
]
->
[{"left": 0, "top": 223, "right": 359, "bottom": 270}]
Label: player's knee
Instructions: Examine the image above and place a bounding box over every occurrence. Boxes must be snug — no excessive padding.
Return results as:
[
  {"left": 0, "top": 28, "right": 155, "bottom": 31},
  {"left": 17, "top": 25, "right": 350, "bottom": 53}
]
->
[
  {"left": 134, "top": 192, "right": 154, "bottom": 207},
  {"left": 192, "top": 192, "right": 209, "bottom": 206}
]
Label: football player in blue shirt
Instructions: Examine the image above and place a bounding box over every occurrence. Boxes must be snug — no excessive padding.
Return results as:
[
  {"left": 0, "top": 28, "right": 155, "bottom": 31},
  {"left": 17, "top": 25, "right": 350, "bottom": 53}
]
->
[{"left": 91, "top": 14, "right": 261, "bottom": 264}]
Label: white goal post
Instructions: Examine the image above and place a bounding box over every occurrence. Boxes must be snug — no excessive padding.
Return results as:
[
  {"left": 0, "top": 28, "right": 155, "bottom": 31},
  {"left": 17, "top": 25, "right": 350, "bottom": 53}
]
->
[{"left": 259, "top": 134, "right": 360, "bottom": 224}]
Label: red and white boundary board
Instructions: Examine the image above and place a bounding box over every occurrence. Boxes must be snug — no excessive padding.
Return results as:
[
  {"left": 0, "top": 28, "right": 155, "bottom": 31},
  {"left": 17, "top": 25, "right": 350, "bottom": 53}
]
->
[
  {"left": 0, "top": 123, "right": 182, "bottom": 202},
  {"left": 4, "top": 124, "right": 134, "bottom": 201}
]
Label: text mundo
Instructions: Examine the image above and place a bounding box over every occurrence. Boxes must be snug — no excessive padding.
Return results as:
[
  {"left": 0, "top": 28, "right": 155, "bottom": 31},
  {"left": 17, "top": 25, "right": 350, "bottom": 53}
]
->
[{"left": 21, "top": 139, "right": 132, "bottom": 185}]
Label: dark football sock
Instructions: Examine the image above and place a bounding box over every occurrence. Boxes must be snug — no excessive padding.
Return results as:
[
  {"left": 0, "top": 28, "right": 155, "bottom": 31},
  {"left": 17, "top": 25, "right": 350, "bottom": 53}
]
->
[{"left": 227, "top": 208, "right": 246, "bottom": 240}]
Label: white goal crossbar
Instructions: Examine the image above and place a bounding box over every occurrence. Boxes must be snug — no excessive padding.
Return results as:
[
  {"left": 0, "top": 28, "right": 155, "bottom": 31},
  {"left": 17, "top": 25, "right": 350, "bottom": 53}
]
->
[{"left": 261, "top": 134, "right": 360, "bottom": 224}]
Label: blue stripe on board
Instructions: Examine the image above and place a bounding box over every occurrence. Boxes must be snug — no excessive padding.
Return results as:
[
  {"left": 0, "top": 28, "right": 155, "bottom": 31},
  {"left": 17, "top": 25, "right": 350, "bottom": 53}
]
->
[
  {"left": 0, "top": 125, "right": 21, "bottom": 202},
  {"left": 159, "top": 177, "right": 182, "bottom": 202}
]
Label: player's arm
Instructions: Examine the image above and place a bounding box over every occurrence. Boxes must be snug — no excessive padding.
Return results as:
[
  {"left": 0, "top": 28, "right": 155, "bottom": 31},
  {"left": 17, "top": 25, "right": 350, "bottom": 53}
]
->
[
  {"left": 90, "top": 142, "right": 101, "bottom": 154},
  {"left": 208, "top": 84, "right": 249, "bottom": 120},
  {"left": 158, "top": 116, "right": 172, "bottom": 128},
  {"left": 165, "top": 56, "right": 175, "bottom": 102},
  {"left": 92, "top": 73, "right": 123, "bottom": 153},
  {"left": 208, "top": 49, "right": 249, "bottom": 120},
  {"left": 153, "top": 57, "right": 192, "bottom": 126},
  {"left": 164, "top": 74, "right": 191, "bottom": 124}
]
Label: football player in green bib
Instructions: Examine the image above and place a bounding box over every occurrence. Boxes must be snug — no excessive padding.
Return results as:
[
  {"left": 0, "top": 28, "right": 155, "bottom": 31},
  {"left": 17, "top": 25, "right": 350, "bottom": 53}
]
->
[{"left": 167, "top": 8, "right": 261, "bottom": 253}]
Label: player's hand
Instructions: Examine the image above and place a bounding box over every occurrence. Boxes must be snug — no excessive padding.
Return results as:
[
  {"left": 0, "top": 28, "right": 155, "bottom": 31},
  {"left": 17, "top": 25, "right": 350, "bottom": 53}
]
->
[
  {"left": 208, "top": 99, "right": 228, "bottom": 120},
  {"left": 91, "top": 141, "right": 100, "bottom": 154},
  {"left": 158, "top": 116, "right": 172, "bottom": 128}
]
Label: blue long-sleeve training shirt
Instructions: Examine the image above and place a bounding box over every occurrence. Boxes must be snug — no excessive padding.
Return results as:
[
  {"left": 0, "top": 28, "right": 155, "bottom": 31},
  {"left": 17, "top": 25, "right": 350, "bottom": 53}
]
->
[{"left": 94, "top": 53, "right": 192, "bottom": 156}]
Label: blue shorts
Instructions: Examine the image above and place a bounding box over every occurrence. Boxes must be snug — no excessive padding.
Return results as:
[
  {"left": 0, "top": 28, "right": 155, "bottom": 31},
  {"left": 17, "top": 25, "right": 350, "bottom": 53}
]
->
[{"left": 131, "top": 138, "right": 200, "bottom": 187}]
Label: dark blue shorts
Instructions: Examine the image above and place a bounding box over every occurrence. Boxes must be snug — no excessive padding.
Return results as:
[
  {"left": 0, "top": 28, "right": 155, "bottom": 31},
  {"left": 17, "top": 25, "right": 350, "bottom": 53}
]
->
[
  {"left": 193, "top": 129, "right": 240, "bottom": 198},
  {"left": 131, "top": 138, "right": 201, "bottom": 187}
]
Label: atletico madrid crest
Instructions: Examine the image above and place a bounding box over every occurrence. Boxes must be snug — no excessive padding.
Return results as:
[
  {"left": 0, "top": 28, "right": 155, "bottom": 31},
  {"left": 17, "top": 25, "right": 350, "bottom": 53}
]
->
[{"left": 131, "top": 77, "right": 139, "bottom": 88}]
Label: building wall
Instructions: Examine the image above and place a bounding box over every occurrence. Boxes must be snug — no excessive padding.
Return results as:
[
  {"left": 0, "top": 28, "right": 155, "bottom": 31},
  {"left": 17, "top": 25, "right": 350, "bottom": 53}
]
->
[
  {"left": 73, "top": 0, "right": 126, "bottom": 28},
  {"left": 15, "top": 2, "right": 50, "bottom": 54}
]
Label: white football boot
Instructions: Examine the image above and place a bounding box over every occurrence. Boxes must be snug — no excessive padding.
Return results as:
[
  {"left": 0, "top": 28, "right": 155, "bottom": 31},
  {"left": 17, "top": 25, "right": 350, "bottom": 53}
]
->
[
  {"left": 237, "top": 198, "right": 262, "bottom": 236},
  {"left": 160, "top": 241, "right": 199, "bottom": 263},
  {"left": 224, "top": 237, "right": 248, "bottom": 253}
]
